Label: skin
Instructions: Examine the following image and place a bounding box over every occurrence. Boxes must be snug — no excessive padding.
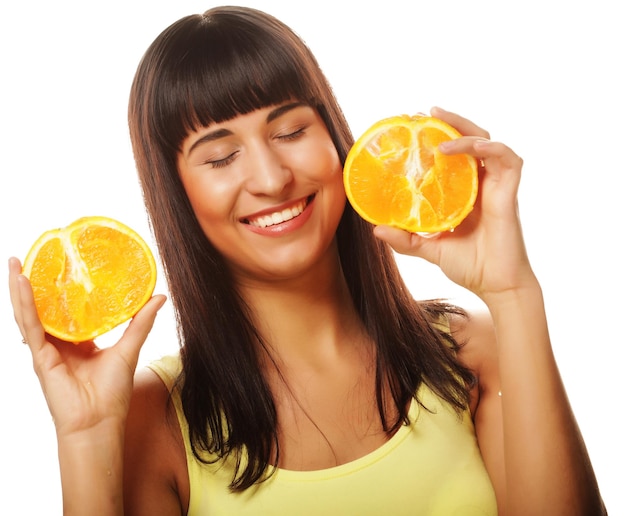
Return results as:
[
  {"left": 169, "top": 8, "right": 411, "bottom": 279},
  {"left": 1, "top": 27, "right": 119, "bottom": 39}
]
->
[
  {"left": 8, "top": 106, "right": 606, "bottom": 516},
  {"left": 176, "top": 102, "right": 346, "bottom": 285}
]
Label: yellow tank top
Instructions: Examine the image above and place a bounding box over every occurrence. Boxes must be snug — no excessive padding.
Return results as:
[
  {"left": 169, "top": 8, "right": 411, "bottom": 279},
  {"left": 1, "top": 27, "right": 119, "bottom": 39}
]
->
[{"left": 149, "top": 354, "right": 497, "bottom": 516}]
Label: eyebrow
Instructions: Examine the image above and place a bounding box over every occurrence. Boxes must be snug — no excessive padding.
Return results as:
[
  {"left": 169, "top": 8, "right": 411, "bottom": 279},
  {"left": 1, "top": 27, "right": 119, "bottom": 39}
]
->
[
  {"left": 186, "top": 101, "right": 308, "bottom": 157},
  {"left": 186, "top": 128, "right": 233, "bottom": 157},
  {"left": 266, "top": 101, "right": 307, "bottom": 123}
]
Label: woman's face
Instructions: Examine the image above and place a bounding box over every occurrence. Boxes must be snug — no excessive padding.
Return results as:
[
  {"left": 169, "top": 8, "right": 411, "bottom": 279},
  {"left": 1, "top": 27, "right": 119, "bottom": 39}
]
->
[{"left": 177, "top": 102, "right": 346, "bottom": 283}]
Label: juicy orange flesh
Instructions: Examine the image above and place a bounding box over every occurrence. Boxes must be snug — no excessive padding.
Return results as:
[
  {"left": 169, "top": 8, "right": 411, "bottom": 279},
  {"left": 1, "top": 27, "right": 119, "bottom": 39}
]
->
[
  {"left": 344, "top": 116, "right": 478, "bottom": 233},
  {"left": 25, "top": 218, "right": 156, "bottom": 342}
]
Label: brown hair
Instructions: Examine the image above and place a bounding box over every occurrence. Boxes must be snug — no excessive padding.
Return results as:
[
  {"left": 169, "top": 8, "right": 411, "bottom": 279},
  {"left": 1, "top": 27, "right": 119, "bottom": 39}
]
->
[{"left": 128, "top": 5, "right": 473, "bottom": 491}]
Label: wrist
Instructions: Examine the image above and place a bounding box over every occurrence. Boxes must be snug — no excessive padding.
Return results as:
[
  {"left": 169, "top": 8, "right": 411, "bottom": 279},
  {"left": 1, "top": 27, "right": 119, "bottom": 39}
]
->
[
  {"left": 56, "top": 418, "right": 126, "bottom": 515},
  {"left": 478, "top": 274, "right": 543, "bottom": 313},
  {"left": 56, "top": 415, "right": 126, "bottom": 444}
]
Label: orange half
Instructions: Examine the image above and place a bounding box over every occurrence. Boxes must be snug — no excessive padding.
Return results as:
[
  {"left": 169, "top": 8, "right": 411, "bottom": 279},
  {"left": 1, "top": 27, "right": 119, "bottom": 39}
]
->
[
  {"left": 22, "top": 216, "right": 157, "bottom": 343},
  {"left": 344, "top": 115, "right": 478, "bottom": 233}
]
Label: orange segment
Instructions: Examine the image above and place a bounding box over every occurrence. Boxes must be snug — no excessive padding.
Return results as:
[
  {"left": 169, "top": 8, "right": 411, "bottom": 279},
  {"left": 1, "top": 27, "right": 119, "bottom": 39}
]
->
[
  {"left": 344, "top": 115, "right": 478, "bottom": 233},
  {"left": 22, "top": 216, "right": 157, "bottom": 343}
]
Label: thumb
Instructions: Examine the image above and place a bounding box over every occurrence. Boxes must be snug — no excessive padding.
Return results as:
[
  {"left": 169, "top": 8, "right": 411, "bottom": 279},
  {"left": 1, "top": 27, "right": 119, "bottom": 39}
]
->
[
  {"left": 116, "top": 294, "right": 167, "bottom": 370},
  {"left": 373, "top": 225, "right": 442, "bottom": 264}
]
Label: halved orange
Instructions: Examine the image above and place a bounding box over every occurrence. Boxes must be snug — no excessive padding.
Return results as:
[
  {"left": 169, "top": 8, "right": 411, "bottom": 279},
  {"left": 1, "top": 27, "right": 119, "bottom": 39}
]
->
[
  {"left": 344, "top": 115, "right": 478, "bottom": 233},
  {"left": 22, "top": 216, "right": 157, "bottom": 343}
]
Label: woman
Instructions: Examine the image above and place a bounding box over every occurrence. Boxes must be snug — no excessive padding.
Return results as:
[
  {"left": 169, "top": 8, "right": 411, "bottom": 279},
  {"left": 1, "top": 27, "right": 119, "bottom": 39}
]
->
[{"left": 9, "top": 6, "right": 605, "bottom": 515}]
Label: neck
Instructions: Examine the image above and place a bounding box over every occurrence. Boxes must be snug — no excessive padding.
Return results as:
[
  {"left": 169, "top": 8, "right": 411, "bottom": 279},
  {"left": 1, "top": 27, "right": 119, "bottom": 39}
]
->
[{"left": 237, "top": 250, "right": 368, "bottom": 365}]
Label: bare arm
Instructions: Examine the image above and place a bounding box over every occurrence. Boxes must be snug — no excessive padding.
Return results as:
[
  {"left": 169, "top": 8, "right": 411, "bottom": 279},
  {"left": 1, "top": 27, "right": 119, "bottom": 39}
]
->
[
  {"left": 57, "top": 420, "right": 127, "bottom": 514},
  {"left": 376, "top": 107, "right": 606, "bottom": 515},
  {"left": 456, "top": 304, "right": 605, "bottom": 515},
  {"left": 8, "top": 257, "right": 166, "bottom": 515},
  {"left": 486, "top": 283, "right": 603, "bottom": 513}
]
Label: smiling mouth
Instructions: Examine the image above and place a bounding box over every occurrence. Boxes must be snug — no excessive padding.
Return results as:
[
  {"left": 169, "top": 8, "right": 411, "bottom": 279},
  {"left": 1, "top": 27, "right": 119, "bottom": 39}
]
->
[{"left": 243, "top": 195, "right": 313, "bottom": 229}]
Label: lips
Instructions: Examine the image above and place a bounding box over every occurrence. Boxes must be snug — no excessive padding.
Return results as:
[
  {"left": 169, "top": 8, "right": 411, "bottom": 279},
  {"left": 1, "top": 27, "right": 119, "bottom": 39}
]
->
[{"left": 243, "top": 195, "right": 313, "bottom": 229}]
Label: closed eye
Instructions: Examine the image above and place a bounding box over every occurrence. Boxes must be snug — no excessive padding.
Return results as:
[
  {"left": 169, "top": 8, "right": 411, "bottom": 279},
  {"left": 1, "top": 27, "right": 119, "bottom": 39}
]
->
[
  {"left": 204, "top": 151, "right": 238, "bottom": 169},
  {"left": 277, "top": 127, "right": 306, "bottom": 142}
]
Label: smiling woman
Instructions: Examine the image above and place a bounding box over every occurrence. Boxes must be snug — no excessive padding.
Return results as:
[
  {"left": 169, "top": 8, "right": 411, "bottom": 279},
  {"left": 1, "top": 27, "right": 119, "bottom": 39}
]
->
[
  {"left": 3, "top": 1, "right": 620, "bottom": 515},
  {"left": 176, "top": 103, "right": 346, "bottom": 280}
]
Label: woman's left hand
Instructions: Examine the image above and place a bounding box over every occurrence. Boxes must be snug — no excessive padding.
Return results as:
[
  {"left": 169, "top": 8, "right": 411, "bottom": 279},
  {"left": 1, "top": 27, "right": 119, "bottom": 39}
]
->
[{"left": 373, "top": 106, "right": 537, "bottom": 303}]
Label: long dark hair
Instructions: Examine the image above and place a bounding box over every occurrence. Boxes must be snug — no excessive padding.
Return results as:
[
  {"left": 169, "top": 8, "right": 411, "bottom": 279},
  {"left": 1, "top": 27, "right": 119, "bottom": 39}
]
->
[{"left": 128, "top": 6, "right": 474, "bottom": 492}]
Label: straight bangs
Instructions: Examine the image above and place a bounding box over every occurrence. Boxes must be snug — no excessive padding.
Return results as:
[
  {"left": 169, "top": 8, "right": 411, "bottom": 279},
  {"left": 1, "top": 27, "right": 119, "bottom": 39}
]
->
[{"left": 147, "top": 10, "right": 326, "bottom": 154}]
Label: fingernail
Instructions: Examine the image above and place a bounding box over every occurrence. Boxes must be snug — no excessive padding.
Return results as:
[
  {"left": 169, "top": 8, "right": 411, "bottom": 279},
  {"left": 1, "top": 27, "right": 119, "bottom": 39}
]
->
[
  {"left": 439, "top": 140, "right": 455, "bottom": 151},
  {"left": 155, "top": 295, "right": 167, "bottom": 310}
]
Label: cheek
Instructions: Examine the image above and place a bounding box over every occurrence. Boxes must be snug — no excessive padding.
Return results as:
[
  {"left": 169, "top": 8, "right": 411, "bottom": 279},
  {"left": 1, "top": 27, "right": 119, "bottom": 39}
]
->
[
  {"left": 318, "top": 146, "right": 347, "bottom": 221},
  {"left": 302, "top": 137, "right": 343, "bottom": 183},
  {"left": 322, "top": 145, "right": 345, "bottom": 194},
  {"left": 181, "top": 173, "right": 237, "bottom": 231}
]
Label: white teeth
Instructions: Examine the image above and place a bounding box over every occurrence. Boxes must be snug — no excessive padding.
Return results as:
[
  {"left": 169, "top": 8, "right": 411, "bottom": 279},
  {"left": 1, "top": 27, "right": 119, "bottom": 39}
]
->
[{"left": 248, "top": 200, "right": 306, "bottom": 228}]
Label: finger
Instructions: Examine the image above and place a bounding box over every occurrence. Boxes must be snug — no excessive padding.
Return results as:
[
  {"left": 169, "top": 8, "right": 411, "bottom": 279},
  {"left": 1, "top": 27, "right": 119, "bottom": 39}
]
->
[
  {"left": 116, "top": 295, "right": 167, "bottom": 370},
  {"left": 473, "top": 139, "right": 524, "bottom": 171},
  {"left": 430, "top": 106, "right": 490, "bottom": 139},
  {"left": 439, "top": 137, "right": 522, "bottom": 174},
  {"left": 8, "top": 257, "right": 27, "bottom": 336},
  {"left": 373, "top": 225, "right": 442, "bottom": 265},
  {"left": 16, "top": 274, "right": 48, "bottom": 354}
]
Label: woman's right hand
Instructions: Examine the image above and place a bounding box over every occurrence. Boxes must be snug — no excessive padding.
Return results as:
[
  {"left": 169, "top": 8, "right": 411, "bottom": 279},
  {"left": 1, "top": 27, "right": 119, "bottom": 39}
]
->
[{"left": 8, "top": 256, "right": 166, "bottom": 439}]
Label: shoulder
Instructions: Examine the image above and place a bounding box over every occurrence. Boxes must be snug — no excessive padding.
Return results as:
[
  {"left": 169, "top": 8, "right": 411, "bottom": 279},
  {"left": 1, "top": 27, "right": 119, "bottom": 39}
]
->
[
  {"left": 450, "top": 307, "right": 505, "bottom": 504},
  {"left": 449, "top": 307, "right": 501, "bottom": 413},
  {"left": 124, "top": 363, "right": 189, "bottom": 514},
  {"left": 128, "top": 363, "right": 179, "bottom": 424},
  {"left": 128, "top": 356, "right": 183, "bottom": 441},
  {"left": 449, "top": 307, "right": 497, "bottom": 376}
]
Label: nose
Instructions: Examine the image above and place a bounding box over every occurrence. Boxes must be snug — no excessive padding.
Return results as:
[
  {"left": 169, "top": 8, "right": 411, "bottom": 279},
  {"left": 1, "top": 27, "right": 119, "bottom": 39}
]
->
[{"left": 244, "top": 142, "right": 293, "bottom": 197}]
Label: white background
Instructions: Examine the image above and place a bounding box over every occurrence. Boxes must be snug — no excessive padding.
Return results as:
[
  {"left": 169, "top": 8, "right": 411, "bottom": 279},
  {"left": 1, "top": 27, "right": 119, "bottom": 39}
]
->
[{"left": 1, "top": 0, "right": 623, "bottom": 513}]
